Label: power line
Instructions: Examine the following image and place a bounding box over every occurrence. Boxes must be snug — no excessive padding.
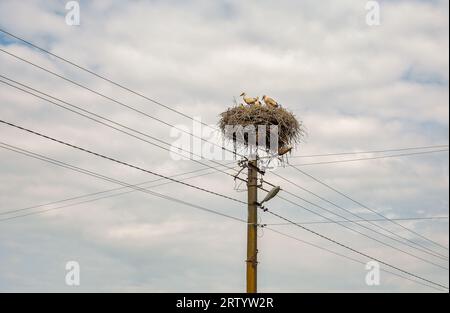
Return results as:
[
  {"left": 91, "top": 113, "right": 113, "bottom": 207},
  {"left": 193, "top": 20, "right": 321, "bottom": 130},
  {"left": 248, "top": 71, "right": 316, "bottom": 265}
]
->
[
  {"left": 289, "top": 166, "right": 450, "bottom": 251},
  {"left": 263, "top": 227, "right": 447, "bottom": 292},
  {"left": 7, "top": 105, "right": 447, "bottom": 269},
  {"left": 3, "top": 160, "right": 446, "bottom": 257},
  {"left": 267, "top": 173, "right": 449, "bottom": 262},
  {"left": 10, "top": 73, "right": 436, "bottom": 263},
  {"left": 0, "top": 29, "right": 220, "bottom": 133},
  {"left": 0, "top": 161, "right": 238, "bottom": 217},
  {"left": 7, "top": 120, "right": 447, "bottom": 278},
  {"left": 1, "top": 143, "right": 443, "bottom": 292},
  {"left": 290, "top": 145, "right": 449, "bottom": 158},
  {"left": 2, "top": 70, "right": 448, "bottom": 276},
  {"left": 4, "top": 173, "right": 446, "bottom": 227},
  {"left": 2, "top": 29, "right": 446, "bottom": 169},
  {"left": 0, "top": 161, "right": 237, "bottom": 223},
  {"left": 264, "top": 216, "right": 450, "bottom": 226},
  {"left": 0, "top": 77, "right": 247, "bottom": 184},
  {"left": 289, "top": 149, "right": 449, "bottom": 167},
  {"left": 8, "top": 119, "right": 447, "bottom": 280},
  {"left": 272, "top": 191, "right": 449, "bottom": 269},
  {"left": 0, "top": 34, "right": 261, "bottom": 205},
  {"left": 268, "top": 168, "right": 450, "bottom": 257},
  {"left": 2, "top": 27, "right": 448, "bottom": 290},
  {"left": 4, "top": 46, "right": 447, "bottom": 258},
  {"left": 0, "top": 50, "right": 241, "bottom": 161},
  {"left": 1, "top": 26, "right": 446, "bottom": 290},
  {"left": 0, "top": 142, "right": 245, "bottom": 224},
  {"left": 4, "top": 48, "right": 446, "bottom": 165},
  {"left": 4, "top": 73, "right": 445, "bottom": 255},
  {"left": 0, "top": 120, "right": 246, "bottom": 206},
  {"left": 259, "top": 205, "right": 449, "bottom": 290}
]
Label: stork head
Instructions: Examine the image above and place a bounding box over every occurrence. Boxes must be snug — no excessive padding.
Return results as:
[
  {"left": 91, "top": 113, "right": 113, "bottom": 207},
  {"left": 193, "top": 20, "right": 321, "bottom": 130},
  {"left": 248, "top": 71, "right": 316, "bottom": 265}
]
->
[
  {"left": 262, "top": 95, "right": 267, "bottom": 100},
  {"left": 240, "top": 92, "right": 246, "bottom": 97}
]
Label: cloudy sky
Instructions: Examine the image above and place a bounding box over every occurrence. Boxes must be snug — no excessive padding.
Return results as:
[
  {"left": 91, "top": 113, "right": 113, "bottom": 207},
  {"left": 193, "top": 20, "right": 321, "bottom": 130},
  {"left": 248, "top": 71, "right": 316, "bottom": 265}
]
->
[{"left": 0, "top": 0, "right": 448, "bottom": 292}]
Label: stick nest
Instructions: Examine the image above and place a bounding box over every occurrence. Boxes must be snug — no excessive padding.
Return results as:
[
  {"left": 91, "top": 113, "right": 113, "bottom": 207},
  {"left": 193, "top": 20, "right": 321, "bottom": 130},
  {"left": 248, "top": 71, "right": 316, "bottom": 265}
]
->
[{"left": 218, "top": 104, "right": 304, "bottom": 152}]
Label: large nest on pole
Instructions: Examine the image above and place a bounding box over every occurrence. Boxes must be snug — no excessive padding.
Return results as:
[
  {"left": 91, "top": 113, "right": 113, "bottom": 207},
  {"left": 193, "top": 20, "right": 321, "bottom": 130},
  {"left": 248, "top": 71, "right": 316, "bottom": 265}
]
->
[{"left": 218, "top": 104, "right": 304, "bottom": 153}]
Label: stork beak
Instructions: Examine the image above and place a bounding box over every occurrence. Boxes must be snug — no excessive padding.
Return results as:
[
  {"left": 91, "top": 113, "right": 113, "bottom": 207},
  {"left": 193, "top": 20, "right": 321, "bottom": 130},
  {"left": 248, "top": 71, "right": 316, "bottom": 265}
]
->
[{"left": 240, "top": 92, "right": 245, "bottom": 96}]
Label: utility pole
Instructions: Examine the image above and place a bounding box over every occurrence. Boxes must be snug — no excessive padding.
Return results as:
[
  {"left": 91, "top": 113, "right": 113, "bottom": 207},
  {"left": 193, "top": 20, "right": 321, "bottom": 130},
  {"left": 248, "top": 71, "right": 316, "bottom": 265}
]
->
[{"left": 246, "top": 159, "right": 258, "bottom": 293}]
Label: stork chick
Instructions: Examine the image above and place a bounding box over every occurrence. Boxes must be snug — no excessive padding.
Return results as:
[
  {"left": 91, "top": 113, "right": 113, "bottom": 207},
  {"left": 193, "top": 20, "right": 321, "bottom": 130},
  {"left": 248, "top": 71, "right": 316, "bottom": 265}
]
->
[
  {"left": 262, "top": 95, "right": 279, "bottom": 108},
  {"left": 240, "top": 92, "right": 259, "bottom": 106}
]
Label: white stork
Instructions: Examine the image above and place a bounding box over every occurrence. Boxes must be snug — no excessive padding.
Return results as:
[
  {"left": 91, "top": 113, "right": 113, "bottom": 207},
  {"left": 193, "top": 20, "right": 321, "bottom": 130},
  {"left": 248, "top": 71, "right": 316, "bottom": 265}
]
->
[
  {"left": 240, "top": 92, "right": 259, "bottom": 106},
  {"left": 262, "top": 95, "right": 279, "bottom": 108}
]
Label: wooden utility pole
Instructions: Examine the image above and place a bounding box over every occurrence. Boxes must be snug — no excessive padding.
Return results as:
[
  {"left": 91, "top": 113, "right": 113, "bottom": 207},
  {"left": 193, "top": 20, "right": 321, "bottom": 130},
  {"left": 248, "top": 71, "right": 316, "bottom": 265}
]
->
[{"left": 246, "top": 159, "right": 258, "bottom": 293}]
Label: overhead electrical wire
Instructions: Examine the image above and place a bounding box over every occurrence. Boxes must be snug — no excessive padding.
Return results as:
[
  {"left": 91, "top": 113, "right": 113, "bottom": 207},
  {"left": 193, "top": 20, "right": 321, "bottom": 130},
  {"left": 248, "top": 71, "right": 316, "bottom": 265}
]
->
[
  {"left": 1, "top": 71, "right": 445, "bottom": 258},
  {"left": 3, "top": 78, "right": 449, "bottom": 273},
  {"left": 263, "top": 216, "right": 449, "bottom": 226},
  {"left": 266, "top": 173, "right": 449, "bottom": 260},
  {"left": 2, "top": 36, "right": 446, "bottom": 257},
  {"left": 1, "top": 28, "right": 448, "bottom": 290},
  {"left": 2, "top": 119, "right": 448, "bottom": 271},
  {"left": 2, "top": 76, "right": 446, "bottom": 261},
  {"left": 263, "top": 227, "right": 447, "bottom": 292},
  {"left": 0, "top": 29, "right": 221, "bottom": 133},
  {"left": 0, "top": 141, "right": 446, "bottom": 292},
  {"left": 0, "top": 159, "right": 238, "bottom": 222},
  {"left": 290, "top": 145, "right": 449, "bottom": 158},
  {"left": 289, "top": 149, "right": 448, "bottom": 167},
  {"left": 1, "top": 27, "right": 445, "bottom": 170},
  {"left": 268, "top": 168, "right": 450, "bottom": 255},
  {"left": 0, "top": 160, "right": 238, "bottom": 217},
  {"left": 2, "top": 145, "right": 447, "bottom": 223},
  {"left": 0, "top": 77, "right": 247, "bottom": 184},
  {"left": 0, "top": 47, "right": 240, "bottom": 159},
  {"left": 288, "top": 166, "right": 450, "bottom": 251},
  {"left": 2, "top": 38, "right": 447, "bottom": 171},
  {"left": 1, "top": 50, "right": 446, "bottom": 256},
  {"left": 259, "top": 205, "right": 449, "bottom": 290},
  {"left": 1, "top": 45, "right": 448, "bottom": 169},
  {"left": 271, "top": 192, "right": 449, "bottom": 269},
  {"left": 0, "top": 142, "right": 245, "bottom": 224},
  {"left": 3, "top": 179, "right": 446, "bottom": 227},
  {"left": 0, "top": 120, "right": 246, "bottom": 206},
  {"left": 2, "top": 115, "right": 448, "bottom": 267}
]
